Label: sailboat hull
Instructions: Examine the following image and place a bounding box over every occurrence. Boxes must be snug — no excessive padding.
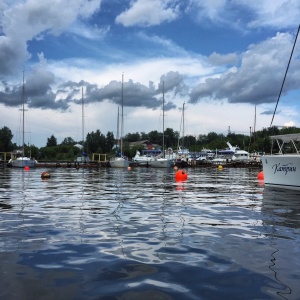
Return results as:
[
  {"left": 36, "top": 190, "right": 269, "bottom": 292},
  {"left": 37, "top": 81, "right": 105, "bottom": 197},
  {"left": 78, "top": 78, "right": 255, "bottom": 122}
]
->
[
  {"left": 11, "top": 157, "right": 35, "bottom": 168},
  {"left": 150, "top": 158, "right": 173, "bottom": 168},
  {"left": 110, "top": 157, "right": 130, "bottom": 168}
]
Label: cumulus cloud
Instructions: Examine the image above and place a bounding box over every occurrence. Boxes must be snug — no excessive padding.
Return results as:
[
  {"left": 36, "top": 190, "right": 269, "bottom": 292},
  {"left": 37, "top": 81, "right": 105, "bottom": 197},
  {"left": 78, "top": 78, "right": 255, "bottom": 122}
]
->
[
  {"left": 207, "top": 52, "right": 239, "bottom": 66},
  {"left": 59, "top": 74, "right": 181, "bottom": 111},
  {"left": 0, "top": 0, "right": 101, "bottom": 77},
  {"left": 189, "top": 32, "right": 300, "bottom": 105},
  {"left": 115, "top": 0, "right": 180, "bottom": 27},
  {"left": 186, "top": 0, "right": 300, "bottom": 31}
]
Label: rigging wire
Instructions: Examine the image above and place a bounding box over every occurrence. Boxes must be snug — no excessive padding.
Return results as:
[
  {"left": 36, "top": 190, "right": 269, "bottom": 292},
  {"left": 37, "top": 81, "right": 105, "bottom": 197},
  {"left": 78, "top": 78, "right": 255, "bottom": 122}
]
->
[{"left": 270, "top": 24, "right": 300, "bottom": 127}]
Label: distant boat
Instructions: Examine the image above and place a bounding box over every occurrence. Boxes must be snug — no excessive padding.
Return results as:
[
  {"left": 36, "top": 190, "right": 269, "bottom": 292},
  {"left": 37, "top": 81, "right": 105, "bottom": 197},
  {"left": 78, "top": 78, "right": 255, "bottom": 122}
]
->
[
  {"left": 132, "top": 149, "right": 162, "bottom": 166},
  {"left": 110, "top": 74, "right": 130, "bottom": 168},
  {"left": 224, "top": 142, "right": 250, "bottom": 161},
  {"left": 175, "top": 102, "right": 191, "bottom": 167},
  {"left": 11, "top": 72, "right": 35, "bottom": 168},
  {"left": 211, "top": 142, "right": 249, "bottom": 164},
  {"left": 262, "top": 25, "right": 300, "bottom": 190},
  {"left": 151, "top": 81, "right": 174, "bottom": 168}
]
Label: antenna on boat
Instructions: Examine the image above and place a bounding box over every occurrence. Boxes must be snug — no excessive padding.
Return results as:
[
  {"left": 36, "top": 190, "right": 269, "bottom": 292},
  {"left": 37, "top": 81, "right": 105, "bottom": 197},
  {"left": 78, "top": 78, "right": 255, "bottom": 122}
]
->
[{"left": 270, "top": 24, "right": 300, "bottom": 127}]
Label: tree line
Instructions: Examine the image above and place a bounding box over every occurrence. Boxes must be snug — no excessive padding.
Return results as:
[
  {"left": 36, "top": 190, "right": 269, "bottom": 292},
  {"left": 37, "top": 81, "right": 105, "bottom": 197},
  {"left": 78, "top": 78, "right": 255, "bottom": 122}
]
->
[{"left": 1, "top": 125, "right": 300, "bottom": 161}]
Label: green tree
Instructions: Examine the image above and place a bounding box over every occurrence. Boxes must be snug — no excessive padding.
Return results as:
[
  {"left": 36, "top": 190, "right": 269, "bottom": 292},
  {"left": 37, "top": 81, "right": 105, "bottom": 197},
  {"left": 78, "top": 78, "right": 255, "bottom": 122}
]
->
[
  {"left": 164, "top": 128, "right": 177, "bottom": 148},
  {"left": 0, "top": 126, "right": 13, "bottom": 151},
  {"left": 86, "top": 130, "right": 104, "bottom": 153},
  {"left": 105, "top": 131, "right": 115, "bottom": 153},
  {"left": 140, "top": 132, "right": 149, "bottom": 140},
  {"left": 61, "top": 137, "right": 76, "bottom": 145},
  {"left": 47, "top": 135, "right": 57, "bottom": 147},
  {"left": 148, "top": 130, "right": 161, "bottom": 145},
  {"left": 124, "top": 132, "right": 140, "bottom": 142}
]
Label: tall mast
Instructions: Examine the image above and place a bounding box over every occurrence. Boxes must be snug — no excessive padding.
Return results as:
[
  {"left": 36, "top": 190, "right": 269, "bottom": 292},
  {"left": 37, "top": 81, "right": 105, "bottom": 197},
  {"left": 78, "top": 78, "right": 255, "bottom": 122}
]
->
[
  {"left": 120, "top": 73, "right": 124, "bottom": 156},
  {"left": 82, "top": 87, "right": 84, "bottom": 152},
  {"left": 162, "top": 81, "right": 165, "bottom": 158},
  {"left": 22, "top": 70, "right": 25, "bottom": 157},
  {"left": 182, "top": 102, "right": 185, "bottom": 149}
]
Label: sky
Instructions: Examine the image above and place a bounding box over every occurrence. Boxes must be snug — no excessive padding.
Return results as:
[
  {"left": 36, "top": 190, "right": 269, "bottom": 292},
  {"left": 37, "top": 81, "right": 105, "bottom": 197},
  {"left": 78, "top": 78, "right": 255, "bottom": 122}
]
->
[{"left": 1, "top": 0, "right": 300, "bottom": 148}]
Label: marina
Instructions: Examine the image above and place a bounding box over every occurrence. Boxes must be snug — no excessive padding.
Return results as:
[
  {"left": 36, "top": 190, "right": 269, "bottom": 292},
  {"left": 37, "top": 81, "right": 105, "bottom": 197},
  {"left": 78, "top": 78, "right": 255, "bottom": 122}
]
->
[{"left": 0, "top": 167, "right": 299, "bottom": 299}]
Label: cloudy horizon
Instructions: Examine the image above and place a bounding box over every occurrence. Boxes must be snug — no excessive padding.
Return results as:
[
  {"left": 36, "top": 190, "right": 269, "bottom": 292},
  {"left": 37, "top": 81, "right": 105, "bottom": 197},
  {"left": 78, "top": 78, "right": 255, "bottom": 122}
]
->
[{"left": 1, "top": 0, "right": 300, "bottom": 147}]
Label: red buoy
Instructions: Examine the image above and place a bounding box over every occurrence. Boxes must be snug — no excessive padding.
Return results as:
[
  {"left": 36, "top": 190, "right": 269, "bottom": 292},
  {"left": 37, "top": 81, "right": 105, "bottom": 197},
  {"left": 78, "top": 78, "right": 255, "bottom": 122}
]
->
[
  {"left": 257, "top": 171, "right": 264, "bottom": 180},
  {"left": 24, "top": 166, "right": 30, "bottom": 171},
  {"left": 41, "top": 171, "right": 51, "bottom": 179},
  {"left": 175, "top": 169, "right": 188, "bottom": 181}
]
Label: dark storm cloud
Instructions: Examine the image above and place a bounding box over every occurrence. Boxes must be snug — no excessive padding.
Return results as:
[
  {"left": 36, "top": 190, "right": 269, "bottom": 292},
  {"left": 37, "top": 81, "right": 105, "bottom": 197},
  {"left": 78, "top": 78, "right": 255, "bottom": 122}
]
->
[{"left": 60, "top": 74, "right": 184, "bottom": 110}]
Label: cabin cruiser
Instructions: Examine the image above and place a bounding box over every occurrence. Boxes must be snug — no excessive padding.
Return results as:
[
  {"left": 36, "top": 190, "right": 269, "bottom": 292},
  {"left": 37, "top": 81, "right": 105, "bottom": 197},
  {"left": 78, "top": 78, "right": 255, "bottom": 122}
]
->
[{"left": 262, "top": 133, "right": 300, "bottom": 190}]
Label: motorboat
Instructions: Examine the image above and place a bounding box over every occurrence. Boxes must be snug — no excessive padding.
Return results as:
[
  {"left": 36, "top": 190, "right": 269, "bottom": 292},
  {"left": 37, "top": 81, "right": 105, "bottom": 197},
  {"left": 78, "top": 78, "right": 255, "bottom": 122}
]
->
[
  {"left": 132, "top": 149, "right": 161, "bottom": 166},
  {"left": 262, "top": 133, "right": 300, "bottom": 190}
]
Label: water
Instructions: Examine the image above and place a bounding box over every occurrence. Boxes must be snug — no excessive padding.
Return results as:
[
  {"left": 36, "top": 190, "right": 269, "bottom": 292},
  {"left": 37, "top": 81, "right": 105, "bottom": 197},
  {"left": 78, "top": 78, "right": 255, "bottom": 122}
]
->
[{"left": 0, "top": 167, "right": 300, "bottom": 300}]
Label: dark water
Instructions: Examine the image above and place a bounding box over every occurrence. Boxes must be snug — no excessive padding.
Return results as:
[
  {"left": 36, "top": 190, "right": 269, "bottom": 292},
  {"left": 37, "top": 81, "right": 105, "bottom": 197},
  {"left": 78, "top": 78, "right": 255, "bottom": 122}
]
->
[{"left": 0, "top": 167, "right": 300, "bottom": 300}]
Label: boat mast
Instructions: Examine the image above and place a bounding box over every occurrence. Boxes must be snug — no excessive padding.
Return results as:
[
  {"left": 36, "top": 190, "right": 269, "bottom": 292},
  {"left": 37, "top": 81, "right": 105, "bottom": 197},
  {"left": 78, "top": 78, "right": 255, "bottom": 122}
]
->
[
  {"left": 82, "top": 87, "right": 84, "bottom": 153},
  {"left": 120, "top": 73, "right": 124, "bottom": 156},
  {"left": 182, "top": 102, "right": 185, "bottom": 149},
  {"left": 162, "top": 81, "right": 165, "bottom": 158},
  {"left": 22, "top": 70, "right": 25, "bottom": 157}
]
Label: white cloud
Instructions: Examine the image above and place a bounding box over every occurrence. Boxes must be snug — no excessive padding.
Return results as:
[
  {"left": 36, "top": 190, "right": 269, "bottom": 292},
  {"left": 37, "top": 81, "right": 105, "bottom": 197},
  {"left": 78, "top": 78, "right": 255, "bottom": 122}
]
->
[
  {"left": 0, "top": 0, "right": 102, "bottom": 76},
  {"left": 115, "top": 0, "right": 180, "bottom": 27},
  {"left": 242, "top": 0, "right": 300, "bottom": 29},
  {"left": 190, "top": 32, "right": 300, "bottom": 105}
]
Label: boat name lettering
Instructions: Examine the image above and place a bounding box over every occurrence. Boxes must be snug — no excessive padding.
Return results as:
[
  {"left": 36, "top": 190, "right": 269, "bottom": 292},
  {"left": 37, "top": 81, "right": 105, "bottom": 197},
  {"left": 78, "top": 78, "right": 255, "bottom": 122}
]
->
[{"left": 272, "top": 163, "right": 296, "bottom": 175}]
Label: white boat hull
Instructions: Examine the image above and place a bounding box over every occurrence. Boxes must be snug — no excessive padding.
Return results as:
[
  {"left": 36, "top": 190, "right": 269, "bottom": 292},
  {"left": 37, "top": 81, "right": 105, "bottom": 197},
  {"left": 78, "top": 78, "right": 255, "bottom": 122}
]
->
[
  {"left": 110, "top": 157, "right": 130, "bottom": 168},
  {"left": 262, "top": 155, "right": 300, "bottom": 190},
  {"left": 11, "top": 157, "right": 35, "bottom": 168},
  {"left": 150, "top": 158, "right": 173, "bottom": 168}
]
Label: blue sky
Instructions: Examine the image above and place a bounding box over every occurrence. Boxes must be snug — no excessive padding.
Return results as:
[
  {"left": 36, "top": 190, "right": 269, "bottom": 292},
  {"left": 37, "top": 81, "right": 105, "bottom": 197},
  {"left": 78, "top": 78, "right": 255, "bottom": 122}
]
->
[{"left": 1, "top": 0, "right": 300, "bottom": 148}]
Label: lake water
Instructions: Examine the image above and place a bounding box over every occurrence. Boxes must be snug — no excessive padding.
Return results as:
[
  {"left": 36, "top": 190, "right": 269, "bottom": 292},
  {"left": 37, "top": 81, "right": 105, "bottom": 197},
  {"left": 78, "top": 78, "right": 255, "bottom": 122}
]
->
[{"left": 0, "top": 166, "right": 300, "bottom": 300}]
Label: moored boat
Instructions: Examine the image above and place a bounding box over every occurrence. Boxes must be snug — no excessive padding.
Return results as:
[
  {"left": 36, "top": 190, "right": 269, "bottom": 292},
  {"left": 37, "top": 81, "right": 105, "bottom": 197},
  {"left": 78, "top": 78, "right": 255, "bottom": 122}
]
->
[
  {"left": 11, "top": 72, "right": 35, "bottom": 168},
  {"left": 110, "top": 74, "right": 130, "bottom": 168},
  {"left": 262, "top": 134, "right": 300, "bottom": 190}
]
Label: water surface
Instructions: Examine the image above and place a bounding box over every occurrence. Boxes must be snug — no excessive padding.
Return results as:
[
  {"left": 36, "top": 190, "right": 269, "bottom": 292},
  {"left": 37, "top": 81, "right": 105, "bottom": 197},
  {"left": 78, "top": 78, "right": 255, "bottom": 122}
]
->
[{"left": 0, "top": 167, "right": 299, "bottom": 299}]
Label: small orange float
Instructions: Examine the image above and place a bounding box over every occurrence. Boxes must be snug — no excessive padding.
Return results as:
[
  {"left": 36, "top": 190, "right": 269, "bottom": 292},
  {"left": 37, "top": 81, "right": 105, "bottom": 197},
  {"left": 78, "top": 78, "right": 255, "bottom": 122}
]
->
[
  {"left": 257, "top": 171, "right": 264, "bottom": 180},
  {"left": 175, "top": 169, "right": 188, "bottom": 181},
  {"left": 24, "top": 166, "right": 30, "bottom": 171},
  {"left": 41, "top": 171, "right": 51, "bottom": 179}
]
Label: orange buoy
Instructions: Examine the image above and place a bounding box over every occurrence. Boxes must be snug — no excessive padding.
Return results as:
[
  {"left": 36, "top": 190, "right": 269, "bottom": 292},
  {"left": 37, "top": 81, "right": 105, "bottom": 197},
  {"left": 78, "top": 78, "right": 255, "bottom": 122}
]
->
[
  {"left": 41, "top": 171, "right": 51, "bottom": 179},
  {"left": 24, "top": 166, "right": 30, "bottom": 171},
  {"left": 257, "top": 171, "right": 264, "bottom": 180},
  {"left": 175, "top": 169, "right": 188, "bottom": 181}
]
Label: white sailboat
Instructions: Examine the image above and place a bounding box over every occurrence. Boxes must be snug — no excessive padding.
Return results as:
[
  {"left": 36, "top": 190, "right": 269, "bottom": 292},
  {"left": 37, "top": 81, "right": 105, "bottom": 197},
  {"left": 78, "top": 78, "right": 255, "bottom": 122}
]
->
[
  {"left": 176, "top": 102, "right": 191, "bottom": 166},
  {"left": 110, "top": 74, "right": 130, "bottom": 168},
  {"left": 151, "top": 81, "right": 174, "bottom": 168},
  {"left": 11, "top": 72, "right": 35, "bottom": 168}
]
